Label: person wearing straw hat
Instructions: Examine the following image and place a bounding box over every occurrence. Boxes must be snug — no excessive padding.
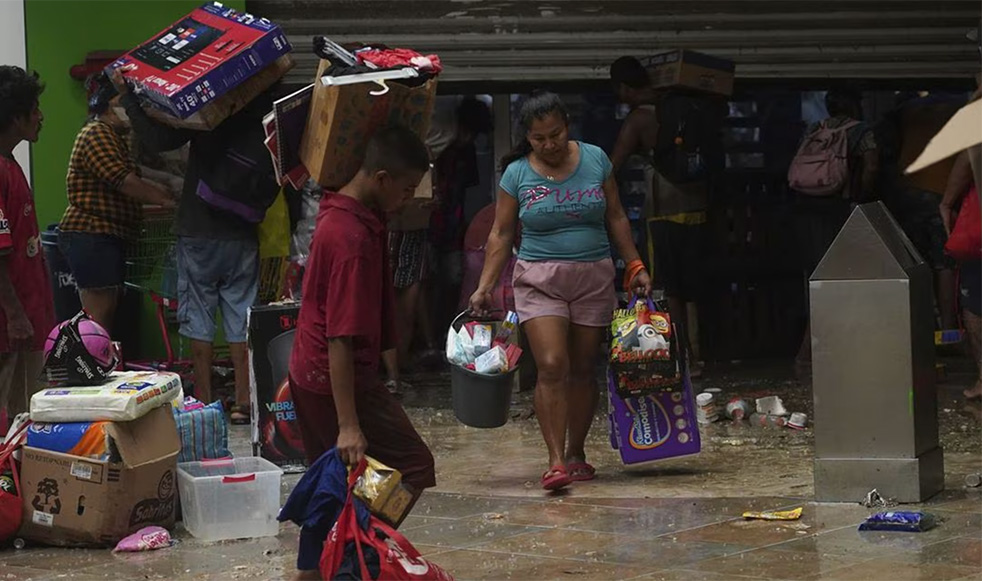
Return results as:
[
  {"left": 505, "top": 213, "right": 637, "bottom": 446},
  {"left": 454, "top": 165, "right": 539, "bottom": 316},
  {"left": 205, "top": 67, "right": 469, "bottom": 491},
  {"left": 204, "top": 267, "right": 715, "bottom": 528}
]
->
[{"left": 470, "top": 91, "right": 651, "bottom": 491}]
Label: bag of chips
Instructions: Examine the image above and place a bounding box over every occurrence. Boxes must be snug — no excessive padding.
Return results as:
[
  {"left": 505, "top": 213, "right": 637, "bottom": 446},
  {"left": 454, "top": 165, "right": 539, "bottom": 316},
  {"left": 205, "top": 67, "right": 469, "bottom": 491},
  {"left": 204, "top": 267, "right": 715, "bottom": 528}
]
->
[{"left": 609, "top": 298, "right": 681, "bottom": 398}]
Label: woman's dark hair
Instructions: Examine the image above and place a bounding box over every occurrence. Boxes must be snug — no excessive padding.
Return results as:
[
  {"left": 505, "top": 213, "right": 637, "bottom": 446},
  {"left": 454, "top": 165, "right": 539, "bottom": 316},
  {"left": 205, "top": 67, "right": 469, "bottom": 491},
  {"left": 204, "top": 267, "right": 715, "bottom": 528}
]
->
[
  {"left": 499, "top": 91, "right": 568, "bottom": 170},
  {"left": 0, "top": 66, "right": 43, "bottom": 133},
  {"left": 610, "top": 56, "right": 650, "bottom": 90}
]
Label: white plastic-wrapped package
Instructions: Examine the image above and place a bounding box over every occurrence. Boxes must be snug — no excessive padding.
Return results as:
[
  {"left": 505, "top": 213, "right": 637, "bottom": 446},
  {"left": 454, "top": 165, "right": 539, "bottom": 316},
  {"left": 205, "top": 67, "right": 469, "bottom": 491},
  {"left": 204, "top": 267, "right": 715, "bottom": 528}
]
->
[{"left": 30, "top": 371, "right": 183, "bottom": 423}]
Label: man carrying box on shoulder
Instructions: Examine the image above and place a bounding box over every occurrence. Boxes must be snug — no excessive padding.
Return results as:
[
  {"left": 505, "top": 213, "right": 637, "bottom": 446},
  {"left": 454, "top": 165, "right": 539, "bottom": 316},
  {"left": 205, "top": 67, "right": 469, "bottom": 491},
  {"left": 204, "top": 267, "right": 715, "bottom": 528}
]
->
[
  {"left": 110, "top": 69, "right": 273, "bottom": 424},
  {"left": 288, "top": 125, "right": 436, "bottom": 579},
  {"left": 291, "top": 124, "right": 436, "bottom": 475}
]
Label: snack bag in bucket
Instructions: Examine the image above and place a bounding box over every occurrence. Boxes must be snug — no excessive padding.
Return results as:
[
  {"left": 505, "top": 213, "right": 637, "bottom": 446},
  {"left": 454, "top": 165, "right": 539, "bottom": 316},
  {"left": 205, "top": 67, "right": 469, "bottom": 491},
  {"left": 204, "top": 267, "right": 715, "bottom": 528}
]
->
[{"left": 609, "top": 299, "right": 681, "bottom": 398}]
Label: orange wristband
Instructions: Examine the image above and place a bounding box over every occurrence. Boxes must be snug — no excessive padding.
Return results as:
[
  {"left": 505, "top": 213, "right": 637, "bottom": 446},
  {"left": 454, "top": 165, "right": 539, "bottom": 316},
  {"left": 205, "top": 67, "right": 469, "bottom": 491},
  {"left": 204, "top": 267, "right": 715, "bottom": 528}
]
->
[{"left": 623, "top": 259, "right": 646, "bottom": 292}]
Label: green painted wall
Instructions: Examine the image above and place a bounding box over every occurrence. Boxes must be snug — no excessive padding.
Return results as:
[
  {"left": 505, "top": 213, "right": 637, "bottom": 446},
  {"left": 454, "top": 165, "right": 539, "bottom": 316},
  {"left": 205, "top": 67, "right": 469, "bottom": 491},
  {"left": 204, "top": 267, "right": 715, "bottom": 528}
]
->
[
  {"left": 25, "top": 0, "right": 245, "bottom": 227},
  {"left": 25, "top": 0, "right": 245, "bottom": 361}
]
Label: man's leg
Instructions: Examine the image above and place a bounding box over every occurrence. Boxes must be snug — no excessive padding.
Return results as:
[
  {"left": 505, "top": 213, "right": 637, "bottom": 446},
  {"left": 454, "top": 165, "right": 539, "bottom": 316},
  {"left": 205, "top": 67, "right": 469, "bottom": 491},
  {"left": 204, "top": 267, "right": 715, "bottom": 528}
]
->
[
  {"left": 219, "top": 239, "right": 259, "bottom": 422},
  {"left": 176, "top": 236, "right": 221, "bottom": 403},
  {"left": 79, "top": 288, "right": 119, "bottom": 334},
  {"left": 190, "top": 340, "right": 215, "bottom": 403}
]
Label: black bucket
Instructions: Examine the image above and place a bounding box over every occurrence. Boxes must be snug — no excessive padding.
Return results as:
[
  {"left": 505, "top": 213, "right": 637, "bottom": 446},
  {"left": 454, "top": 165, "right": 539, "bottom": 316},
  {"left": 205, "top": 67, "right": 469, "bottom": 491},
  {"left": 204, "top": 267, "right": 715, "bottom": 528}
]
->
[
  {"left": 40, "top": 225, "right": 81, "bottom": 322},
  {"left": 448, "top": 311, "right": 516, "bottom": 428}
]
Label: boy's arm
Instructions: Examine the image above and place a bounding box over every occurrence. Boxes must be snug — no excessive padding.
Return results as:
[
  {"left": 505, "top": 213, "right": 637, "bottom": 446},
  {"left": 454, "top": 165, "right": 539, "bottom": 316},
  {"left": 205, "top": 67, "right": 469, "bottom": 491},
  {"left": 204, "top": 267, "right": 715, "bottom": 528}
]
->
[
  {"left": 0, "top": 256, "right": 31, "bottom": 347},
  {"left": 322, "top": 252, "right": 381, "bottom": 465},
  {"left": 0, "top": 181, "right": 30, "bottom": 347},
  {"left": 328, "top": 336, "right": 367, "bottom": 465}
]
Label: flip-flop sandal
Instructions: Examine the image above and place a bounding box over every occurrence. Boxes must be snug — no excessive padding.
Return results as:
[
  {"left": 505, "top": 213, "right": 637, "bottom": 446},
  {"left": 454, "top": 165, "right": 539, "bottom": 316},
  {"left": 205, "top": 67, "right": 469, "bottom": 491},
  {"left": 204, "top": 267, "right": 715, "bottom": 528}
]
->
[
  {"left": 230, "top": 404, "right": 250, "bottom": 426},
  {"left": 567, "top": 462, "right": 596, "bottom": 482},
  {"left": 541, "top": 466, "right": 572, "bottom": 491}
]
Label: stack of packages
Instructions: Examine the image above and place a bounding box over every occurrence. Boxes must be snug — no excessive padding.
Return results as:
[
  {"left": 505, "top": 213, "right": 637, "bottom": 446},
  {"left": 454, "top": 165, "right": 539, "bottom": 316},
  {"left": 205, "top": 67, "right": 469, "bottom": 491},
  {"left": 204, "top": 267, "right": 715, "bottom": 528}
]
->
[
  {"left": 446, "top": 312, "right": 523, "bottom": 375},
  {"left": 106, "top": 2, "right": 294, "bottom": 131},
  {"left": 18, "top": 312, "right": 228, "bottom": 546},
  {"left": 23, "top": 360, "right": 184, "bottom": 546},
  {"left": 606, "top": 301, "right": 701, "bottom": 465},
  {"left": 298, "top": 36, "right": 440, "bottom": 190}
]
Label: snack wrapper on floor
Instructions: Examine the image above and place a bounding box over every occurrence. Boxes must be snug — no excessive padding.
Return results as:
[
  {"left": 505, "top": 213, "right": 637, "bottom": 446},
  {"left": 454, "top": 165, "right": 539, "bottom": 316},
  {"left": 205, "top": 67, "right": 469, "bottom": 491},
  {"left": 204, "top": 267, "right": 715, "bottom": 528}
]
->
[
  {"left": 26, "top": 420, "right": 112, "bottom": 460},
  {"left": 858, "top": 511, "right": 937, "bottom": 532},
  {"left": 742, "top": 507, "right": 803, "bottom": 521},
  {"left": 113, "top": 526, "right": 173, "bottom": 552}
]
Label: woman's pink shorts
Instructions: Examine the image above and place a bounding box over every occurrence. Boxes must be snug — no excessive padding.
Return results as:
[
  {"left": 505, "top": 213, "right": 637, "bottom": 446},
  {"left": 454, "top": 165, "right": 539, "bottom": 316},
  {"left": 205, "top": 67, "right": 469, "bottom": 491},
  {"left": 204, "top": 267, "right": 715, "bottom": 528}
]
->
[{"left": 512, "top": 259, "right": 617, "bottom": 327}]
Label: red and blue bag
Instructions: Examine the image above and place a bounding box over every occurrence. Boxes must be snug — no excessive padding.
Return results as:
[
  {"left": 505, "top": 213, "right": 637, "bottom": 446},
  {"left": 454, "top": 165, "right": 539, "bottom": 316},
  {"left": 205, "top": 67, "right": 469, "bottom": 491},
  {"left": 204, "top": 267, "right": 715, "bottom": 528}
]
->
[{"left": 321, "top": 461, "right": 453, "bottom": 581}]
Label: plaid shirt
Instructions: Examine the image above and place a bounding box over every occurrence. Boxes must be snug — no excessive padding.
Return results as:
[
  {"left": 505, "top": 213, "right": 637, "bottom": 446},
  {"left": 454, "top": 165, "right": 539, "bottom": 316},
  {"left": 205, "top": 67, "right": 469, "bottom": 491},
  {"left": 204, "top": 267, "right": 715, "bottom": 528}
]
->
[{"left": 60, "top": 121, "right": 141, "bottom": 239}]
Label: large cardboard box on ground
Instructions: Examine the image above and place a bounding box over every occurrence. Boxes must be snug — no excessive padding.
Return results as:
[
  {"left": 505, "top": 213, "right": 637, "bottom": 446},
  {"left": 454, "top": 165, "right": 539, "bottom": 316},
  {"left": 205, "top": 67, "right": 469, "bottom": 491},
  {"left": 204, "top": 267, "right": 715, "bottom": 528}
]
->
[
  {"left": 18, "top": 406, "right": 180, "bottom": 547},
  {"left": 109, "top": 2, "right": 292, "bottom": 119},
  {"left": 639, "top": 50, "right": 735, "bottom": 97},
  {"left": 145, "top": 54, "right": 295, "bottom": 130},
  {"left": 249, "top": 303, "right": 306, "bottom": 472},
  {"left": 300, "top": 60, "right": 438, "bottom": 189}
]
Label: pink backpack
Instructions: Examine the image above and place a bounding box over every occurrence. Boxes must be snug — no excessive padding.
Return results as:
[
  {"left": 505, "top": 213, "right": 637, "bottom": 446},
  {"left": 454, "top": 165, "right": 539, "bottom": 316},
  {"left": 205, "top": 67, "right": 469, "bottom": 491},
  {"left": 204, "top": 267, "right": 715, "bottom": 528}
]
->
[{"left": 788, "top": 120, "right": 860, "bottom": 196}]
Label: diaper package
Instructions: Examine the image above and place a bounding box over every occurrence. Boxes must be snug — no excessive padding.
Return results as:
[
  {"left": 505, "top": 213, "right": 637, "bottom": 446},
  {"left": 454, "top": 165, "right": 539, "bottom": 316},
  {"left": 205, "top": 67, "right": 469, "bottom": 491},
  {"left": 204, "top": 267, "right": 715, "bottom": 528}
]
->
[
  {"left": 30, "top": 371, "right": 183, "bottom": 423},
  {"left": 26, "top": 420, "right": 113, "bottom": 460}
]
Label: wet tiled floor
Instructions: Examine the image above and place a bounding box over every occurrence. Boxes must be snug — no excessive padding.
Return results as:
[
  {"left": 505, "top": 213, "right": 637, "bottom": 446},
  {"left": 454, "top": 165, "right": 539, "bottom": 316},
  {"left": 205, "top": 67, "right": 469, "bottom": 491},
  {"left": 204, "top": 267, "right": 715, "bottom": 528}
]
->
[{"left": 2, "top": 365, "right": 981, "bottom": 580}]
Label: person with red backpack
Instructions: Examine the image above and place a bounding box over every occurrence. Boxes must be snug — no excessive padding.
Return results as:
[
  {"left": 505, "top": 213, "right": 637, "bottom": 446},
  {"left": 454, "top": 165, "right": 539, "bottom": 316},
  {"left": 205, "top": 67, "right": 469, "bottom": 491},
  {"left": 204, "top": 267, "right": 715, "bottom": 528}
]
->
[{"left": 791, "top": 88, "right": 879, "bottom": 378}]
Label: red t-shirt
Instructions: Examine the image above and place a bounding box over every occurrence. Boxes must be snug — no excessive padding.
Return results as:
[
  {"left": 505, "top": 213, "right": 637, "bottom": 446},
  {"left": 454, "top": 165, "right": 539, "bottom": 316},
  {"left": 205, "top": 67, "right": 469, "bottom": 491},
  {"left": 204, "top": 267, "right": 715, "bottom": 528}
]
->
[
  {"left": 0, "top": 156, "right": 54, "bottom": 353},
  {"left": 289, "top": 193, "right": 396, "bottom": 394}
]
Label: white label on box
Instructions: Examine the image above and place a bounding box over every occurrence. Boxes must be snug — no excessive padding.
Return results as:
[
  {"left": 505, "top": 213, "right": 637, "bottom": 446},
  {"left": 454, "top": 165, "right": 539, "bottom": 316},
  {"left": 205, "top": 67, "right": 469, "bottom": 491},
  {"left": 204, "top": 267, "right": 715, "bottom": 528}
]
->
[
  {"left": 166, "top": 56, "right": 181, "bottom": 65},
  {"left": 70, "top": 462, "right": 93, "bottom": 481},
  {"left": 172, "top": 40, "right": 189, "bottom": 50},
  {"left": 158, "top": 33, "right": 177, "bottom": 45},
  {"left": 32, "top": 511, "right": 54, "bottom": 527}
]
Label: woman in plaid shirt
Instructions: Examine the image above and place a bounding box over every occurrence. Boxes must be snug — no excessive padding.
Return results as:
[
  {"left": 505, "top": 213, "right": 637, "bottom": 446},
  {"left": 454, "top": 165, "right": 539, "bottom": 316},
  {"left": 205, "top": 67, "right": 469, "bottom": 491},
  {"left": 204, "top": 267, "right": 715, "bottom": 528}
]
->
[{"left": 58, "top": 74, "right": 175, "bottom": 332}]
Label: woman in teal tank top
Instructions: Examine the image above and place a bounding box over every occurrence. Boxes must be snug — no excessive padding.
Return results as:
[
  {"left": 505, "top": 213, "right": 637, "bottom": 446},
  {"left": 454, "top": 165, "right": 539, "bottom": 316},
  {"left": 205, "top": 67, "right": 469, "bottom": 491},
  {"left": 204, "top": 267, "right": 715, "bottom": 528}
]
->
[{"left": 470, "top": 92, "right": 651, "bottom": 491}]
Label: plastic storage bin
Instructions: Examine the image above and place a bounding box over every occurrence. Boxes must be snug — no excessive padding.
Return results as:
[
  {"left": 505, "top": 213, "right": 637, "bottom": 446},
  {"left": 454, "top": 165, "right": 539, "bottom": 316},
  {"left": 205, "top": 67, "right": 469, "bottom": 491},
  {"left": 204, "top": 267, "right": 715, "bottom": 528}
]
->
[{"left": 178, "top": 457, "right": 283, "bottom": 541}]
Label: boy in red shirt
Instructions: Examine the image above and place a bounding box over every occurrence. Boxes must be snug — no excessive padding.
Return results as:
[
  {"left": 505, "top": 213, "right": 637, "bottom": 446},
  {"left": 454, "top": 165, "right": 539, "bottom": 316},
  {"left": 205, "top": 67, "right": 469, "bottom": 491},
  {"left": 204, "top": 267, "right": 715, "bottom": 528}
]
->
[
  {"left": 0, "top": 66, "right": 52, "bottom": 422},
  {"left": 289, "top": 127, "right": 436, "bottom": 576}
]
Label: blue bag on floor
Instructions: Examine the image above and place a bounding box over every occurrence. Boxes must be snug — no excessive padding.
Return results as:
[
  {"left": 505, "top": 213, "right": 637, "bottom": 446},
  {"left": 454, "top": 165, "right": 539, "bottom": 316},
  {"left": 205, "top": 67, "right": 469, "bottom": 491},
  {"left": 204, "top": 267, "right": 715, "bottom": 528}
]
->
[{"left": 173, "top": 401, "right": 230, "bottom": 462}]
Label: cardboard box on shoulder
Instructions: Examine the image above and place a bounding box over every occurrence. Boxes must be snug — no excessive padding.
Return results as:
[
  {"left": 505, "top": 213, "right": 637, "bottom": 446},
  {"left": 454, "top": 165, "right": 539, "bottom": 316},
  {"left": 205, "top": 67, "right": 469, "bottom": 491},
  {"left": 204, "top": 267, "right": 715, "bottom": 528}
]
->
[
  {"left": 145, "top": 54, "right": 295, "bottom": 131},
  {"left": 19, "top": 406, "right": 181, "bottom": 547},
  {"left": 640, "top": 50, "right": 735, "bottom": 97},
  {"left": 248, "top": 303, "right": 306, "bottom": 471},
  {"left": 108, "top": 2, "right": 292, "bottom": 119},
  {"left": 300, "top": 60, "right": 438, "bottom": 189}
]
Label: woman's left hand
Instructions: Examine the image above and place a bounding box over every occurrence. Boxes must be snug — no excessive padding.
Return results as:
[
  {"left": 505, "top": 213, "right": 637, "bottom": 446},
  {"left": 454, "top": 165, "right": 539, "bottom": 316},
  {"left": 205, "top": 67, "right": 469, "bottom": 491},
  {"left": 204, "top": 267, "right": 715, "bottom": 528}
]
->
[{"left": 631, "top": 270, "right": 652, "bottom": 298}]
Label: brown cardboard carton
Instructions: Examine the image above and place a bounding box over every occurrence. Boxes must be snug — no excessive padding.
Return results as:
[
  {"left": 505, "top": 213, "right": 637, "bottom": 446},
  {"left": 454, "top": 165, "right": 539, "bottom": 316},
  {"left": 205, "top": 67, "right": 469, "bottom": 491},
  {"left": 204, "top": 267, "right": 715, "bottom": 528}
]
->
[
  {"left": 640, "top": 50, "right": 735, "bottom": 97},
  {"left": 18, "top": 406, "right": 181, "bottom": 547},
  {"left": 144, "top": 55, "right": 295, "bottom": 131},
  {"left": 300, "top": 60, "right": 437, "bottom": 189}
]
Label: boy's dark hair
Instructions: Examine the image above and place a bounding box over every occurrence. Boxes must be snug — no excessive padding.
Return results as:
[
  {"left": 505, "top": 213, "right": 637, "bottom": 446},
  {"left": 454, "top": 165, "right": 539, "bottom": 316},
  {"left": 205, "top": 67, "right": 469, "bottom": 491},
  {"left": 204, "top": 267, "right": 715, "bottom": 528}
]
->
[
  {"left": 362, "top": 125, "right": 430, "bottom": 176},
  {"left": 610, "top": 56, "right": 650, "bottom": 90},
  {"left": 0, "top": 66, "right": 43, "bottom": 133},
  {"left": 826, "top": 88, "right": 863, "bottom": 118}
]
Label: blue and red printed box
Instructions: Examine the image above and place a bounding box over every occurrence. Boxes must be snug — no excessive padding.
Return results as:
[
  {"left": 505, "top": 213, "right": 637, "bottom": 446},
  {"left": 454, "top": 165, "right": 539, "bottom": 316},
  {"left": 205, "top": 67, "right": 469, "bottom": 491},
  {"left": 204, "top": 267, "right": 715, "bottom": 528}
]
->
[{"left": 107, "top": 2, "right": 291, "bottom": 119}]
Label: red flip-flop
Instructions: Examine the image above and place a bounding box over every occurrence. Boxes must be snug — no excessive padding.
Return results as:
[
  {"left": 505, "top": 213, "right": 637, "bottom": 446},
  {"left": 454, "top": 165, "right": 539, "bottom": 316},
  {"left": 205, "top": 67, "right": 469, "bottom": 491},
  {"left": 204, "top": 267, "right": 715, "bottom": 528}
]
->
[
  {"left": 541, "top": 466, "right": 573, "bottom": 491},
  {"left": 567, "top": 462, "right": 596, "bottom": 482}
]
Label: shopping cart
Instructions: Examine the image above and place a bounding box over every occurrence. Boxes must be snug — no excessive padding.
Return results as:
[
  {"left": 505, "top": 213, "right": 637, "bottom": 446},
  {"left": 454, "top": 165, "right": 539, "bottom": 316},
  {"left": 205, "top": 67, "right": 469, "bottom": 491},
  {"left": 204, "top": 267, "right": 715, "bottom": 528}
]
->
[{"left": 123, "top": 207, "right": 193, "bottom": 382}]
